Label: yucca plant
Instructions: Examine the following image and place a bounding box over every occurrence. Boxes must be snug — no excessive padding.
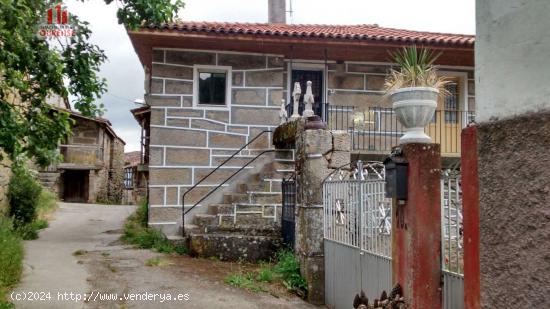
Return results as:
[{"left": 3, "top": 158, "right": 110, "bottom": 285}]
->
[{"left": 384, "top": 46, "right": 450, "bottom": 94}]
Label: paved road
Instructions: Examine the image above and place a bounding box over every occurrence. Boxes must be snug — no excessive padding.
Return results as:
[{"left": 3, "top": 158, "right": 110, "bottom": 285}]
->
[
  {"left": 12, "top": 203, "right": 135, "bottom": 309},
  {"left": 12, "top": 203, "right": 316, "bottom": 309}
]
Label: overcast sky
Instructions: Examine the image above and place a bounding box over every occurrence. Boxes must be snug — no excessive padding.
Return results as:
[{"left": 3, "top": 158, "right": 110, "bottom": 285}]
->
[{"left": 65, "top": 0, "right": 475, "bottom": 152}]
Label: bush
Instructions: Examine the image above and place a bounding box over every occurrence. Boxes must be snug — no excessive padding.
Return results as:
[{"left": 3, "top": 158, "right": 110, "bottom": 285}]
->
[
  {"left": 274, "top": 250, "right": 308, "bottom": 296},
  {"left": 122, "top": 199, "right": 187, "bottom": 255},
  {"left": 0, "top": 218, "right": 23, "bottom": 306},
  {"left": 7, "top": 168, "right": 42, "bottom": 227}
]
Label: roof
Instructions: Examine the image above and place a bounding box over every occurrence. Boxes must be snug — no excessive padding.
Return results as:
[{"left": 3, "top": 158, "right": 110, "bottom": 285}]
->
[
  {"left": 53, "top": 107, "right": 126, "bottom": 144},
  {"left": 144, "top": 21, "right": 475, "bottom": 47},
  {"left": 131, "top": 106, "right": 150, "bottom": 125},
  {"left": 124, "top": 151, "right": 141, "bottom": 167}
]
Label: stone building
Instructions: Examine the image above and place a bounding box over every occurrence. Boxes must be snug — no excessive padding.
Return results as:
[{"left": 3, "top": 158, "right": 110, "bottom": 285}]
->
[
  {"left": 39, "top": 110, "right": 126, "bottom": 204},
  {"left": 127, "top": 1, "right": 475, "bottom": 239}
]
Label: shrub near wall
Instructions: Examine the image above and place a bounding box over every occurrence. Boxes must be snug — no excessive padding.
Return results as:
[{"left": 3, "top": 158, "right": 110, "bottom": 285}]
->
[{"left": 7, "top": 167, "right": 41, "bottom": 227}]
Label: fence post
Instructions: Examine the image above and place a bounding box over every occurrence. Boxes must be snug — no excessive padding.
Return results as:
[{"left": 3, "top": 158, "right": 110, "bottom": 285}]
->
[
  {"left": 392, "top": 143, "right": 442, "bottom": 309},
  {"left": 461, "top": 126, "right": 480, "bottom": 309}
]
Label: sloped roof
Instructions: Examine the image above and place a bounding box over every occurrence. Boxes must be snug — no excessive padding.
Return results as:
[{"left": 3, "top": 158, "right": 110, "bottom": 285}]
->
[{"left": 144, "top": 21, "right": 475, "bottom": 47}]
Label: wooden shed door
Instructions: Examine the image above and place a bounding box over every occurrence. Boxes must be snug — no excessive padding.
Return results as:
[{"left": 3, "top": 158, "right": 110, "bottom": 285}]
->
[{"left": 63, "top": 170, "right": 89, "bottom": 202}]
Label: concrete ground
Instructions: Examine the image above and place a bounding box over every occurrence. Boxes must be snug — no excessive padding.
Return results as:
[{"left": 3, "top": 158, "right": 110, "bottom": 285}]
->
[{"left": 12, "top": 202, "right": 316, "bottom": 309}]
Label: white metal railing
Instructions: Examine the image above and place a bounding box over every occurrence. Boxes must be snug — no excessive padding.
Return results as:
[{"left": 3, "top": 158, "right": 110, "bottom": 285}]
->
[{"left": 441, "top": 171, "right": 463, "bottom": 275}]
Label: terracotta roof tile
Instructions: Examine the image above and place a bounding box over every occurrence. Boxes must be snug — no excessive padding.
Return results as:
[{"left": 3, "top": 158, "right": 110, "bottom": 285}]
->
[{"left": 145, "top": 21, "right": 475, "bottom": 47}]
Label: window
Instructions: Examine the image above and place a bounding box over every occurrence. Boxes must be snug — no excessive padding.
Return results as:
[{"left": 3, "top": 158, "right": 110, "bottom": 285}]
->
[
  {"left": 124, "top": 167, "right": 133, "bottom": 189},
  {"left": 444, "top": 82, "right": 459, "bottom": 123},
  {"left": 194, "top": 66, "right": 231, "bottom": 107}
]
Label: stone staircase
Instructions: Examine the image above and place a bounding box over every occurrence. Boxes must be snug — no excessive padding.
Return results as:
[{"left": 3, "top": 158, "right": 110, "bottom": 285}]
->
[
  {"left": 185, "top": 150, "right": 294, "bottom": 261},
  {"left": 37, "top": 171, "right": 60, "bottom": 193}
]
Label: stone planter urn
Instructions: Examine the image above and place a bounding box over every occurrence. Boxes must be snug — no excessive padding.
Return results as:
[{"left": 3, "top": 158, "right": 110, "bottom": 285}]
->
[{"left": 390, "top": 87, "right": 439, "bottom": 144}]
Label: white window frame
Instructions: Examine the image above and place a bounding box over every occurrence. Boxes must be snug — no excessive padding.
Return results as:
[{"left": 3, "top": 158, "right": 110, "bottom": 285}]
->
[{"left": 193, "top": 65, "right": 232, "bottom": 110}]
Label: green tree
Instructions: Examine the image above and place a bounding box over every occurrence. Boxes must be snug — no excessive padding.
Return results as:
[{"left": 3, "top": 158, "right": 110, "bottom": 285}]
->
[{"left": 0, "top": 0, "right": 183, "bottom": 167}]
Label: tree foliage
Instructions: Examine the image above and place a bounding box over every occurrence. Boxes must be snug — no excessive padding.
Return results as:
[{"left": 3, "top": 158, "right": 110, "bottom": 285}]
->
[{"left": 0, "top": 0, "right": 183, "bottom": 167}]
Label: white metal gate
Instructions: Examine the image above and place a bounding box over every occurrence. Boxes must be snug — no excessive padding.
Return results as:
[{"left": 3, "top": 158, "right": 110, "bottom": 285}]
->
[
  {"left": 323, "top": 163, "right": 465, "bottom": 308},
  {"left": 441, "top": 170, "right": 464, "bottom": 309},
  {"left": 323, "top": 161, "right": 392, "bottom": 308}
]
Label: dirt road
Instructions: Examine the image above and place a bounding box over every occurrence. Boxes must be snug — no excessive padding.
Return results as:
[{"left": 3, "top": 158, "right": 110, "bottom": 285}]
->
[{"left": 12, "top": 203, "right": 315, "bottom": 309}]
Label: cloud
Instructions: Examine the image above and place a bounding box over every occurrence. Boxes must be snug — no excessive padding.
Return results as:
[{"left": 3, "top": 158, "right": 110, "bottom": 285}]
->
[{"left": 63, "top": 0, "right": 474, "bottom": 152}]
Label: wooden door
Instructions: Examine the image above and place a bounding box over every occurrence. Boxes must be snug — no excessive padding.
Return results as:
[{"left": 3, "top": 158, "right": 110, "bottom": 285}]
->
[{"left": 63, "top": 170, "right": 89, "bottom": 202}]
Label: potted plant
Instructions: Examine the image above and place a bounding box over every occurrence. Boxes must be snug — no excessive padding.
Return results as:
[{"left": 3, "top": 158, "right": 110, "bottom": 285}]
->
[{"left": 385, "top": 46, "right": 449, "bottom": 144}]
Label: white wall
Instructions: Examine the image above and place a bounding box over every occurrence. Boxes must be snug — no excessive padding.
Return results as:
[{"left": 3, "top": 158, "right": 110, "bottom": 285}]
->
[{"left": 476, "top": 0, "right": 550, "bottom": 122}]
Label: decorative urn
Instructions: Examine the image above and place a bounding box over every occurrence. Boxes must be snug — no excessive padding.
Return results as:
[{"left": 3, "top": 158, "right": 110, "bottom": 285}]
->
[{"left": 390, "top": 87, "right": 439, "bottom": 144}]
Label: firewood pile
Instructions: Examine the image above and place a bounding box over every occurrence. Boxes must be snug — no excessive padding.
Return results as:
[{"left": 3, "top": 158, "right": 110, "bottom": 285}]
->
[{"left": 353, "top": 283, "right": 407, "bottom": 309}]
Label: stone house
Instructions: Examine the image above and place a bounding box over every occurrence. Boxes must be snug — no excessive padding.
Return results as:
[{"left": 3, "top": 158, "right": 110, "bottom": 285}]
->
[
  {"left": 127, "top": 1, "right": 475, "bottom": 241},
  {"left": 122, "top": 150, "right": 149, "bottom": 205},
  {"left": 39, "top": 109, "right": 126, "bottom": 204}
]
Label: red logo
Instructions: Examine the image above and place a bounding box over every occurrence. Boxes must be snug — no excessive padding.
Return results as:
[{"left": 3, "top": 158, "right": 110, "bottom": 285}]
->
[
  {"left": 47, "top": 4, "right": 70, "bottom": 25},
  {"left": 38, "top": 3, "right": 75, "bottom": 38}
]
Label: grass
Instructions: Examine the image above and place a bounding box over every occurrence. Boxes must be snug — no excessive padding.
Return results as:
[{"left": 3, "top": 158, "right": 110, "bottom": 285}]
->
[
  {"left": 122, "top": 199, "right": 187, "bottom": 255},
  {"left": 224, "top": 273, "right": 266, "bottom": 293},
  {"left": 145, "top": 257, "right": 171, "bottom": 267},
  {"left": 223, "top": 250, "right": 307, "bottom": 297},
  {"left": 0, "top": 218, "right": 23, "bottom": 308},
  {"left": 273, "top": 250, "right": 308, "bottom": 296}
]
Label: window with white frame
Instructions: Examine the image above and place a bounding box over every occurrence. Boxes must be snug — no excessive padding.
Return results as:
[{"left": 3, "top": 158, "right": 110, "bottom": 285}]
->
[{"left": 194, "top": 66, "right": 231, "bottom": 107}]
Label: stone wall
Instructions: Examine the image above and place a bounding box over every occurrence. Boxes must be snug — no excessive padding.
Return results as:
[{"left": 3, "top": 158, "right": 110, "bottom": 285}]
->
[
  {"left": 147, "top": 49, "right": 284, "bottom": 230},
  {"left": 477, "top": 112, "right": 550, "bottom": 308},
  {"left": 94, "top": 136, "right": 125, "bottom": 204},
  {"left": 293, "top": 125, "right": 351, "bottom": 304}
]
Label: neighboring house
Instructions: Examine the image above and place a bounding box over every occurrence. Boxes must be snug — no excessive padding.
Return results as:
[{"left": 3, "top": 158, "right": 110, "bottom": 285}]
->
[
  {"left": 122, "top": 150, "right": 148, "bottom": 205},
  {"left": 127, "top": 0, "right": 475, "bottom": 239},
  {"left": 39, "top": 109, "right": 126, "bottom": 204}
]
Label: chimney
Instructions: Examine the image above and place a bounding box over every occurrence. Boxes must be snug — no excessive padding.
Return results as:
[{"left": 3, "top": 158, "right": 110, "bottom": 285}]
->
[{"left": 268, "top": 0, "right": 286, "bottom": 24}]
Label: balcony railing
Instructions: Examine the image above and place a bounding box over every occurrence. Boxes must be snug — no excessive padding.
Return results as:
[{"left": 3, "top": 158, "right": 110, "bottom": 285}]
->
[
  {"left": 59, "top": 144, "right": 104, "bottom": 168},
  {"left": 326, "top": 105, "right": 475, "bottom": 155}
]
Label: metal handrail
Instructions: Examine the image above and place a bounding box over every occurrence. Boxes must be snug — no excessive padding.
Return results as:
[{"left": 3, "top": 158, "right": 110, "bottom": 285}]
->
[{"left": 181, "top": 130, "right": 273, "bottom": 235}]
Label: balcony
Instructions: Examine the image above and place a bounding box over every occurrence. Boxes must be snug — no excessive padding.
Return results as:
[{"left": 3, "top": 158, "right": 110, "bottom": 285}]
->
[
  {"left": 326, "top": 105, "right": 475, "bottom": 157},
  {"left": 58, "top": 144, "right": 104, "bottom": 170}
]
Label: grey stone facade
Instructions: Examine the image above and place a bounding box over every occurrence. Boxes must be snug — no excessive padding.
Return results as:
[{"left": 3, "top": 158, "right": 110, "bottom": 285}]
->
[
  {"left": 147, "top": 49, "right": 284, "bottom": 230},
  {"left": 147, "top": 48, "right": 475, "bottom": 233}
]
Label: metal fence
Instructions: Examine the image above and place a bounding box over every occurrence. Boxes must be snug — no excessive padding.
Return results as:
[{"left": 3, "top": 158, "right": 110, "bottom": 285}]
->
[
  {"left": 323, "top": 161, "right": 392, "bottom": 307},
  {"left": 281, "top": 175, "right": 296, "bottom": 249},
  {"left": 326, "top": 105, "right": 475, "bottom": 155},
  {"left": 441, "top": 170, "right": 464, "bottom": 309},
  {"left": 323, "top": 162, "right": 465, "bottom": 308}
]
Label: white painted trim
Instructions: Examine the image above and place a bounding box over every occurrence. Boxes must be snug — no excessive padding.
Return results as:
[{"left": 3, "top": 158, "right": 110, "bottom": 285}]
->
[
  {"left": 192, "top": 65, "right": 232, "bottom": 110},
  {"left": 438, "top": 71, "right": 469, "bottom": 112},
  {"left": 151, "top": 61, "right": 193, "bottom": 68},
  {"left": 233, "top": 68, "right": 284, "bottom": 73},
  {"left": 150, "top": 124, "right": 248, "bottom": 137}
]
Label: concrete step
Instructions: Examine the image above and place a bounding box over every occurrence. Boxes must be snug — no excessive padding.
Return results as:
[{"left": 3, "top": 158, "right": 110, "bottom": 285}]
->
[
  {"left": 236, "top": 180, "right": 282, "bottom": 194},
  {"left": 211, "top": 155, "right": 256, "bottom": 166},
  {"left": 222, "top": 192, "right": 282, "bottom": 204},
  {"left": 275, "top": 149, "right": 294, "bottom": 160},
  {"left": 193, "top": 214, "right": 217, "bottom": 227},
  {"left": 188, "top": 232, "right": 282, "bottom": 262},
  {"left": 215, "top": 203, "right": 280, "bottom": 215}
]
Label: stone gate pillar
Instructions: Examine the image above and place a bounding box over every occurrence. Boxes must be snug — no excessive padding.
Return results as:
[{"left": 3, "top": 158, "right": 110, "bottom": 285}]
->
[
  {"left": 391, "top": 143, "right": 442, "bottom": 309},
  {"left": 294, "top": 127, "right": 350, "bottom": 305}
]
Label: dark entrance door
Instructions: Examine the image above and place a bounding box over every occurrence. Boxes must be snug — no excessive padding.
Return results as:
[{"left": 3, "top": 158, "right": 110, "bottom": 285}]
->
[
  {"left": 290, "top": 70, "right": 324, "bottom": 118},
  {"left": 281, "top": 176, "right": 296, "bottom": 249},
  {"left": 63, "top": 170, "right": 89, "bottom": 202}
]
